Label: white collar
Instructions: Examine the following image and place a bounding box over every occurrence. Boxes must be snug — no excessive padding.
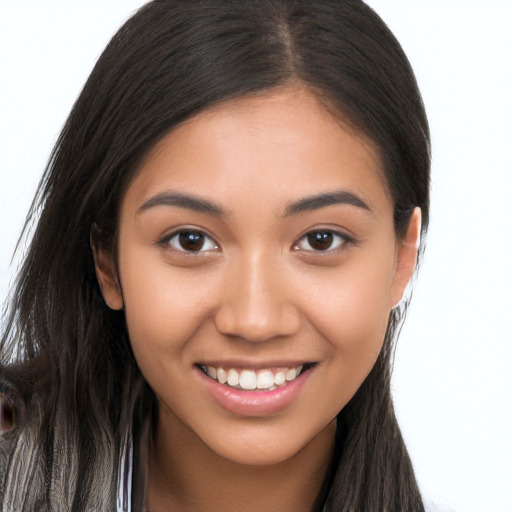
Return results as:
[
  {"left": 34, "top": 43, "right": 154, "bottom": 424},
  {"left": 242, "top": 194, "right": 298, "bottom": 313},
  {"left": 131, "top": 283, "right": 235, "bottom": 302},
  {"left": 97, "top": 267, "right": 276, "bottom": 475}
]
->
[{"left": 117, "top": 440, "right": 133, "bottom": 512}]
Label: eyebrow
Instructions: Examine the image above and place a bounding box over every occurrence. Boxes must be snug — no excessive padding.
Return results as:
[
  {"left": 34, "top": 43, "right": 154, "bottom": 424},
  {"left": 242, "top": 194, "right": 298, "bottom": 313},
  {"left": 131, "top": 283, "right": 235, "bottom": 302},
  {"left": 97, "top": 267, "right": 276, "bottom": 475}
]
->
[
  {"left": 138, "top": 191, "right": 226, "bottom": 216},
  {"left": 283, "top": 190, "right": 373, "bottom": 217},
  {"left": 138, "top": 189, "right": 372, "bottom": 218}
]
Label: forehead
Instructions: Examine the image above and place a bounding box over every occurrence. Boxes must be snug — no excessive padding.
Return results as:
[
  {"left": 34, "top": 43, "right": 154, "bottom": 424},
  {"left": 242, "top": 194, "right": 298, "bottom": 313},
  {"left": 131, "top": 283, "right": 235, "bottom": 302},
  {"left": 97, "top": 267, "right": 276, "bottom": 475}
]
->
[{"left": 124, "top": 86, "right": 391, "bottom": 216}]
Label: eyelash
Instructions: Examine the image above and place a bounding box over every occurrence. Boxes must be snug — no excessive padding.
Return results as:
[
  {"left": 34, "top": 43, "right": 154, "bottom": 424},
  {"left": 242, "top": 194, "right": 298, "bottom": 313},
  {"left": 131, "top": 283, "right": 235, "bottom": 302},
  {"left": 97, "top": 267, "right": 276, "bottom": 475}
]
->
[
  {"left": 293, "top": 230, "right": 354, "bottom": 253},
  {"left": 159, "top": 229, "right": 219, "bottom": 253},
  {"left": 158, "top": 228, "right": 354, "bottom": 255}
]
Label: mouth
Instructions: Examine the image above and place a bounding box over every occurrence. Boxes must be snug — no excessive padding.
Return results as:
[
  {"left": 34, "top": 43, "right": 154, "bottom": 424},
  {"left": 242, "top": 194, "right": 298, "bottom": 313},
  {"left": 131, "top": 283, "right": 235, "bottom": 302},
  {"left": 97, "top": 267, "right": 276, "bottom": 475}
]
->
[{"left": 196, "top": 362, "right": 316, "bottom": 391}]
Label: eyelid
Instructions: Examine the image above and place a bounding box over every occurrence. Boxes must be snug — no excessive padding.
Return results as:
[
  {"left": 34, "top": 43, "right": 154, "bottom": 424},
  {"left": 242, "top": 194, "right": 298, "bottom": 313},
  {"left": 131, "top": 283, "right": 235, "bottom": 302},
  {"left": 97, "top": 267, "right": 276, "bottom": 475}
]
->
[
  {"left": 292, "top": 228, "right": 355, "bottom": 253},
  {"left": 156, "top": 226, "right": 354, "bottom": 254},
  {"left": 157, "top": 227, "right": 220, "bottom": 253}
]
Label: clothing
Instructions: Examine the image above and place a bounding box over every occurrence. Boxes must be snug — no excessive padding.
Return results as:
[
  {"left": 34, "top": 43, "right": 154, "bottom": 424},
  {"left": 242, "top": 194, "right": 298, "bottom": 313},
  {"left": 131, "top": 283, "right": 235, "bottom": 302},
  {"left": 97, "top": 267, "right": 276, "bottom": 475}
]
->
[{"left": 117, "top": 442, "right": 133, "bottom": 512}]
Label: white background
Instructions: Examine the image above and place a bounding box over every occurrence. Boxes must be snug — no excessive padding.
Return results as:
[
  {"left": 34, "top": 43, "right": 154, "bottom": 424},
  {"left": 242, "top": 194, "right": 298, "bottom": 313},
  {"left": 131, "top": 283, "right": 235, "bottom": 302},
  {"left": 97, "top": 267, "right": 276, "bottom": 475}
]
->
[{"left": 1, "top": 1, "right": 511, "bottom": 511}]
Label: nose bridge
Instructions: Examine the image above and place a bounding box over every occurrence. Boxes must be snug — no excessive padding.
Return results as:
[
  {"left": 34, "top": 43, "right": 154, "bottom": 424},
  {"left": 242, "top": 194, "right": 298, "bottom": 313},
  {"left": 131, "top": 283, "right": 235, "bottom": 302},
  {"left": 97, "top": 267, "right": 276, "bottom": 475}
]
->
[{"left": 214, "top": 248, "right": 300, "bottom": 342}]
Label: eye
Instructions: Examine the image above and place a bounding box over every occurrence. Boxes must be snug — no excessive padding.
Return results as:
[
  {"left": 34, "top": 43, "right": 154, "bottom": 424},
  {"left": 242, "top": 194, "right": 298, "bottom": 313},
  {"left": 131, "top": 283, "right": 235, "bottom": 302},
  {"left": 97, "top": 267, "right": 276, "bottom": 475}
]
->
[
  {"left": 294, "top": 230, "right": 352, "bottom": 252},
  {"left": 164, "top": 230, "right": 218, "bottom": 253}
]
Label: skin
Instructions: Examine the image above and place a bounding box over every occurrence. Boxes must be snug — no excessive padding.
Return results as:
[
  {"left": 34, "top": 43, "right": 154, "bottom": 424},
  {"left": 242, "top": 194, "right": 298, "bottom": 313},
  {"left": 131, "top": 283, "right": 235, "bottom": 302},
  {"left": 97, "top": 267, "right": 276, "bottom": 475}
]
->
[{"left": 94, "top": 86, "right": 420, "bottom": 512}]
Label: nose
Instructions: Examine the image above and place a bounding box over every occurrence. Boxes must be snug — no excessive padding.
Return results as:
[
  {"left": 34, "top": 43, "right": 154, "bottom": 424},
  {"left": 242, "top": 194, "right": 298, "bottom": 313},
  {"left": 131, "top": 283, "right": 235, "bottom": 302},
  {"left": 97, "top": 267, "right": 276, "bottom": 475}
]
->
[{"left": 214, "top": 251, "right": 301, "bottom": 342}]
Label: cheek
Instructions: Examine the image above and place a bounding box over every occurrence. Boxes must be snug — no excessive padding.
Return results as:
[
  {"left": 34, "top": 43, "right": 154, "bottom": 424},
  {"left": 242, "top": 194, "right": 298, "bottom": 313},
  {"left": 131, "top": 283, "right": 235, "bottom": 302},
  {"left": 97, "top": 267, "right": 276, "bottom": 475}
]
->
[
  {"left": 303, "top": 270, "right": 393, "bottom": 410},
  {"left": 118, "top": 249, "right": 218, "bottom": 364},
  {"left": 300, "top": 254, "right": 395, "bottom": 360}
]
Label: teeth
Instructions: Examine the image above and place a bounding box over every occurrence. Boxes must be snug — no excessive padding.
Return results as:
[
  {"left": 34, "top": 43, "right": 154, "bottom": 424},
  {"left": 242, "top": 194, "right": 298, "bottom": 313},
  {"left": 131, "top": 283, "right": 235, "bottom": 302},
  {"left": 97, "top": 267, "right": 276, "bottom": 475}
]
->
[
  {"left": 202, "top": 364, "right": 305, "bottom": 390},
  {"left": 256, "top": 370, "right": 274, "bottom": 389},
  {"left": 274, "top": 371, "right": 286, "bottom": 386},
  {"left": 285, "top": 368, "right": 297, "bottom": 381},
  {"left": 217, "top": 367, "right": 227, "bottom": 384},
  {"left": 239, "top": 370, "right": 257, "bottom": 390},
  {"left": 227, "top": 369, "right": 239, "bottom": 387}
]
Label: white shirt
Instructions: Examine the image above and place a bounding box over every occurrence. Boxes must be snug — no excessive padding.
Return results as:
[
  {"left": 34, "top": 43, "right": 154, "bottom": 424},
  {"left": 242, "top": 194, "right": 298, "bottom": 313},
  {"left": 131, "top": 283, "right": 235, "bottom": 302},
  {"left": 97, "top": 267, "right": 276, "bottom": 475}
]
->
[{"left": 117, "top": 441, "right": 133, "bottom": 512}]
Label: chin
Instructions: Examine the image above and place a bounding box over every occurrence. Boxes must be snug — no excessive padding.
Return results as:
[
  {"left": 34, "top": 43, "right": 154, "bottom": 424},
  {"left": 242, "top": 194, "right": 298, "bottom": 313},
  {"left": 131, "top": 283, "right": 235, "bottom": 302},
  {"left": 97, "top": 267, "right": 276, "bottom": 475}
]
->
[
  {"left": 210, "top": 441, "right": 303, "bottom": 467},
  {"left": 198, "top": 419, "right": 333, "bottom": 467}
]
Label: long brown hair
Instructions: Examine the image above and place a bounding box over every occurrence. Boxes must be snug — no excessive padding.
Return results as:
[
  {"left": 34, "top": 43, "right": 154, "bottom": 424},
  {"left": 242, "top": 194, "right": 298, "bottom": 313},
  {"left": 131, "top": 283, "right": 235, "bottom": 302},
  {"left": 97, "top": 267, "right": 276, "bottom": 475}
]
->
[{"left": 1, "top": 1, "right": 430, "bottom": 510}]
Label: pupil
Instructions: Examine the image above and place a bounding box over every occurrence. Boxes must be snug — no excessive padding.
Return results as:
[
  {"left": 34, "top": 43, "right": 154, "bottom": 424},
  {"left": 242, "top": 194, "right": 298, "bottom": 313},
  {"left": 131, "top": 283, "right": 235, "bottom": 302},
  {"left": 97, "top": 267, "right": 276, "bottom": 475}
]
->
[
  {"left": 308, "top": 232, "right": 333, "bottom": 251},
  {"left": 179, "top": 232, "right": 204, "bottom": 251}
]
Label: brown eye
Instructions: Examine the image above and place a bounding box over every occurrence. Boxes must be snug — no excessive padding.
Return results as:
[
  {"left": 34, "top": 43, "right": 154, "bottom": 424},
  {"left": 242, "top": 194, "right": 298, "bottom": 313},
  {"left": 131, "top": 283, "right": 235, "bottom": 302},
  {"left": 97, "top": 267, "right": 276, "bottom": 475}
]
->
[
  {"left": 307, "top": 232, "right": 334, "bottom": 251},
  {"left": 295, "top": 230, "right": 351, "bottom": 252},
  {"left": 167, "top": 230, "right": 218, "bottom": 253},
  {"left": 179, "top": 232, "right": 205, "bottom": 251}
]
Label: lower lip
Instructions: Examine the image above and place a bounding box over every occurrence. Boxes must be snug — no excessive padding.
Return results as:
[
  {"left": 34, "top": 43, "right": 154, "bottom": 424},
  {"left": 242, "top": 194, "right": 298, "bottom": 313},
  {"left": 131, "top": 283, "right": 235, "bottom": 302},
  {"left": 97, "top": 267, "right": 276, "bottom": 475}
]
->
[{"left": 196, "top": 367, "right": 313, "bottom": 417}]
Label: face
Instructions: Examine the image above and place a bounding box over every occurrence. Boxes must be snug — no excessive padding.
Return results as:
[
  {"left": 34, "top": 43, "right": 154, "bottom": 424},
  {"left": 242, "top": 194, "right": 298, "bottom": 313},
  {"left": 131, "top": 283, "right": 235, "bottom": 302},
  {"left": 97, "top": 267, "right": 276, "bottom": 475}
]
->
[{"left": 95, "top": 87, "right": 420, "bottom": 466}]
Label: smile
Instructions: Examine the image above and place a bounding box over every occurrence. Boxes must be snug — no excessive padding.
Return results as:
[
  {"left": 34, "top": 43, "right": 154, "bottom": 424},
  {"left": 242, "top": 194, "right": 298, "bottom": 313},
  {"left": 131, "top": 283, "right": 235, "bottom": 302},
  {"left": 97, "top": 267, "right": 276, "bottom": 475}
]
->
[
  {"left": 196, "top": 362, "right": 316, "bottom": 416},
  {"left": 198, "top": 364, "right": 307, "bottom": 391}
]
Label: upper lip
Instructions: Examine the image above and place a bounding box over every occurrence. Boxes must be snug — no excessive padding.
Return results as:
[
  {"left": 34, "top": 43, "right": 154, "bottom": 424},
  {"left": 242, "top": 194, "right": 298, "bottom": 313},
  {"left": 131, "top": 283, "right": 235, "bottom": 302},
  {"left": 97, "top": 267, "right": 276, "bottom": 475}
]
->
[{"left": 197, "top": 360, "right": 315, "bottom": 370}]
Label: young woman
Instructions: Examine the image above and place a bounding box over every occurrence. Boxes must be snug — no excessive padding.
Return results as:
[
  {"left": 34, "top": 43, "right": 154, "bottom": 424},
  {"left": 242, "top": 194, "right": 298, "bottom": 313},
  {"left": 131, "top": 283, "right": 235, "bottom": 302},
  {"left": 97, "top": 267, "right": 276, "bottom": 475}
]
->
[{"left": 0, "top": 1, "right": 431, "bottom": 510}]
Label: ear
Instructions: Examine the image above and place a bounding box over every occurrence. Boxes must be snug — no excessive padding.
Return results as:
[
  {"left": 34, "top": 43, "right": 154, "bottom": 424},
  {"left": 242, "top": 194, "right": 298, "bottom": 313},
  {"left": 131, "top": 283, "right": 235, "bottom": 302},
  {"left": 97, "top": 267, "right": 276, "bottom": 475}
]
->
[
  {"left": 90, "top": 230, "right": 124, "bottom": 310},
  {"left": 390, "top": 207, "right": 422, "bottom": 307}
]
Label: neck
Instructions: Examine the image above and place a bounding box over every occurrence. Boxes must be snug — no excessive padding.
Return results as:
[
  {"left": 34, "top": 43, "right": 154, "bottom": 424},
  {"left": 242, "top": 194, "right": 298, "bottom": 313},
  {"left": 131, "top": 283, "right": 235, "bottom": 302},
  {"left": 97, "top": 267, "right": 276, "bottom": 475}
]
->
[{"left": 146, "top": 409, "right": 337, "bottom": 512}]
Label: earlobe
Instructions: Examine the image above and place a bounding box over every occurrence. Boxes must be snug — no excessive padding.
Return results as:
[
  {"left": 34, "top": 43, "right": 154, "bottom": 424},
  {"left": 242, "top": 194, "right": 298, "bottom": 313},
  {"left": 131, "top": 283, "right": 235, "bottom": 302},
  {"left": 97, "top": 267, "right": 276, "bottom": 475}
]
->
[
  {"left": 391, "top": 207, "right": 422, "bottom": 307},
  {"left": 90, "top": 231, "right": 124, "bottom": 310}
]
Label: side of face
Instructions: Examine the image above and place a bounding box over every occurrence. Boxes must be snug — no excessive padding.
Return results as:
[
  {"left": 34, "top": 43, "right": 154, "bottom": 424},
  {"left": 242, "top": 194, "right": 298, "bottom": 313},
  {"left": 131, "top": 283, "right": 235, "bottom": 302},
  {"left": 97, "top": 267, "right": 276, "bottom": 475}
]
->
[{"left": 93, "top": 87, "right": 420, "bottom": 466}]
